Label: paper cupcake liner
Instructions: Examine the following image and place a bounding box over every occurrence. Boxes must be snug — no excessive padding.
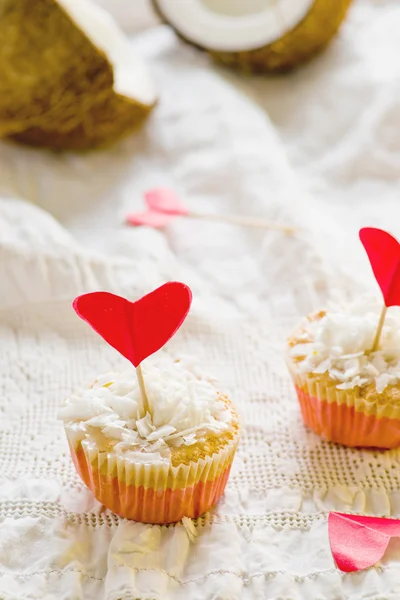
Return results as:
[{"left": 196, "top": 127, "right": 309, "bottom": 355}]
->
[
  {"left": 67, "top": 432, "right": 238, "bottom": 523},
  {"left": 287, "top": 361, "right": 400, "bottom": 449}
]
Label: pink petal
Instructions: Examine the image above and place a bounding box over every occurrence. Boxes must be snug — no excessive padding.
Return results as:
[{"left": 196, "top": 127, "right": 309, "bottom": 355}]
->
[{"left": 329, "top": 512, "right": 395, "bottom": 572}]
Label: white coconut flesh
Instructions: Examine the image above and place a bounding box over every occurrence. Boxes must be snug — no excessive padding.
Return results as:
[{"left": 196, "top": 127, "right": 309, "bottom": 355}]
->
[
  {"left": 58, "top": 0, "right": 156, "bottom": 106},
  {"left": 156, "top": 0, "right": 314, "bottom": 52}
]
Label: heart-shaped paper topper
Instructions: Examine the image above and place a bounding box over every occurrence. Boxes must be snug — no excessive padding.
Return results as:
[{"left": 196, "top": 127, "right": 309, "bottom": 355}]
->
[
  {"left": 329, "top": 512, "right": 400, "bottom": 573},
  {"left": 145, "top": 188, "right": 189, "bottom": 216},
  {"left": 73, "top": 282, "right": 192, "bottom": 367},
  {"left": 359, "top": 227, "right": 400, "bottom": 307},
  {"left": 126, "top": 210, "right": 175, "bottom": 228}
]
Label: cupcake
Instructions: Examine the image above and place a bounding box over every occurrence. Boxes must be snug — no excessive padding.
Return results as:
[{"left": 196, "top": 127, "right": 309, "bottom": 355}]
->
[
  {"left": 286, "top": 300, "right": 400, "bottom": 448},
  {"left": 59, "top": 357, "right": 239, "bottom": 523}
]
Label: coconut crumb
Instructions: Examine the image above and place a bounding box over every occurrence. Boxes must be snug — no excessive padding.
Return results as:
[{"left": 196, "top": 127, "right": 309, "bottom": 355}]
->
[{"left": 182, "top": 517, "right": 197, "bottom": 543}]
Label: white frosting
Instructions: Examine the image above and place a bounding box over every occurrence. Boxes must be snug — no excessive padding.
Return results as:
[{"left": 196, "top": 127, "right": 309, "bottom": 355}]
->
[
  {"left": 289, "top": 298, "right": 400, "bottom": 393},
  {"left": 59, "top": 357, "right": 232, "bottom": 463}
]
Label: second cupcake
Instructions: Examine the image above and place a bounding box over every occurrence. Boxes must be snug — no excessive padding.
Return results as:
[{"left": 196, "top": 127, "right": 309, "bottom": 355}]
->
[{"left": 286, "top": 300, "right": 400, "bottom": 448}]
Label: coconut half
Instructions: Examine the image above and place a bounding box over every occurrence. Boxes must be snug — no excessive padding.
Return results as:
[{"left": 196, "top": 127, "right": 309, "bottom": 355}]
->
[
  {"left": 153, "top": 0, "right": 353, "bottom": 72},
  {"left": 0, "top": 0, "right": 157, "bottom": 150}
]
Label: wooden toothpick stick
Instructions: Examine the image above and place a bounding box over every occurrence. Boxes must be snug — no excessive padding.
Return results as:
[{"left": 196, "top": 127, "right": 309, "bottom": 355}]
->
[
  {"left": 136, "top": 364, "right": 151, "bottom": 416},
  {"left": 189, "top": 211, "right": 297, "bottom": 234},
  {"left": 371, "top": 306, "right": 387, "bottom": 352}
]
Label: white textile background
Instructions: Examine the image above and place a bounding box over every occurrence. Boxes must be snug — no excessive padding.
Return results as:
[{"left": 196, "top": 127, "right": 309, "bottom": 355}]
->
[
  {"left": 1, "top": 1, "right": 400, "bottom": 598},
  {"left": 93, "top": 0, "right": 160, "bottom": 33}
]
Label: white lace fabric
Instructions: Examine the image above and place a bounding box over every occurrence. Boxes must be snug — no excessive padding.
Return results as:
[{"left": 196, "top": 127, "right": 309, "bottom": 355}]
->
[{"left": 2, "top": 2, "right": 400, "bottom": 598}]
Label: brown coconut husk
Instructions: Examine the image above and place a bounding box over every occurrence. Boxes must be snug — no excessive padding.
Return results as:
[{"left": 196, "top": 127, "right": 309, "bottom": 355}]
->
[
  {"left": 0, "top": 0, "right": 155, "bottom": 150},
  {"left": 153, "top": 0, "right": 353, "bottom": 73},
  {"left": 10, "top": 91, "right": 153, "bottom": 151}
]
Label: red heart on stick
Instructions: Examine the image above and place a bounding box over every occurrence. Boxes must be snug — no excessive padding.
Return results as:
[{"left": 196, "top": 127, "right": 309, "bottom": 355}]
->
[
  {"left": 145, "top": 188, "right": 189, "bottom": 216},
  {"left": 329, "top": 512, "right": 400, "bottom": 572},
  {"left": 73, "top": 282, "right": 192, "bottom": 367},
  {"left": 126, "top": 210, "right": 175, "bottom": 228},
  {"left": 359, "top": 228, "right": 400, "bottom": 306}
]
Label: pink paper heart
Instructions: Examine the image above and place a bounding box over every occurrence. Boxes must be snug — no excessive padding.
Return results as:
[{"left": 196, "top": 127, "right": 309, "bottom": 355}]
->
[
  {"left": 360, "top": 227, "right": 400, "bottom": 307},
  {"left": 73, "top": 282, "right": 192, "bottom": 367},
  {"left": 126, "top": 210, "right": 175, "bottom": 228},
  {"left": 329, "top": 512, "right": 400, "bottom": 572},
  {"left": 145, "top": 188, "right": 189, "bottom": 216}
]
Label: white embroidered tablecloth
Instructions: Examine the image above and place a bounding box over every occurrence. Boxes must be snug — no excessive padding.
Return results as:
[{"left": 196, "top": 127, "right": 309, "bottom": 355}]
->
[{"left": 2, "top": 1, "right": 400, "bottom": 598}]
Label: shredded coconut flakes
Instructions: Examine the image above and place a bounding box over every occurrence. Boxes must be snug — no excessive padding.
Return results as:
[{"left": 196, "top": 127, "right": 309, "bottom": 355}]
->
[
  {"left": 59, "top": 356, "right": 232, "bottom": 461},
  {"left": 289, "top": 299, "right": 400, "bottom": 393}
]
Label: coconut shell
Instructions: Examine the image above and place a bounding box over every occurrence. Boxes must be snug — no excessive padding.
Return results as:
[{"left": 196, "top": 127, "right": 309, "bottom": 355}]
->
[
  {"left": 153, "top": 0, "right": 353, "bottom": 73},
  {"left": 0, "top": 0, "right": 155, "bottom": 150},
  {"left": 9, "top": 90, "right": 153, "bottom": 151}
]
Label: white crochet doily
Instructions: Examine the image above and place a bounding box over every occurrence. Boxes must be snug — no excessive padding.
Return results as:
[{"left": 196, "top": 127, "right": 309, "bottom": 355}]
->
[{"left": 2, "top": 2, "right": 400, "bottom": 598}]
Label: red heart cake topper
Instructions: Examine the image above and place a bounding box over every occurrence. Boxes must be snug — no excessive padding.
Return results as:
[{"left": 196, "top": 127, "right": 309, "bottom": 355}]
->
[
  {"left": 126, "top": 189, "right": 188, "bottom": 228},
  {"left": 73, "top": 282, "right": 192, "bottom": 367},
  {"left": 145, "top": 188, "right": 189, "bottom": 216},
  {"left": 126, "top": 210, "right": 175, "bottom": 228},
  {"left": 329, "top": 512, "right": 400, "bottom": 572},
  {"left": 359, "top": 227, "right": 400, "bottom": 307}
]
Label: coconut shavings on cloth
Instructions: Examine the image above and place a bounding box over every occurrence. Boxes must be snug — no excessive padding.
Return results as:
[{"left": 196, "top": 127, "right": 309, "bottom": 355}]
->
[{"left": 289, "top": 298, "right": 400, "bottom": 393}]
